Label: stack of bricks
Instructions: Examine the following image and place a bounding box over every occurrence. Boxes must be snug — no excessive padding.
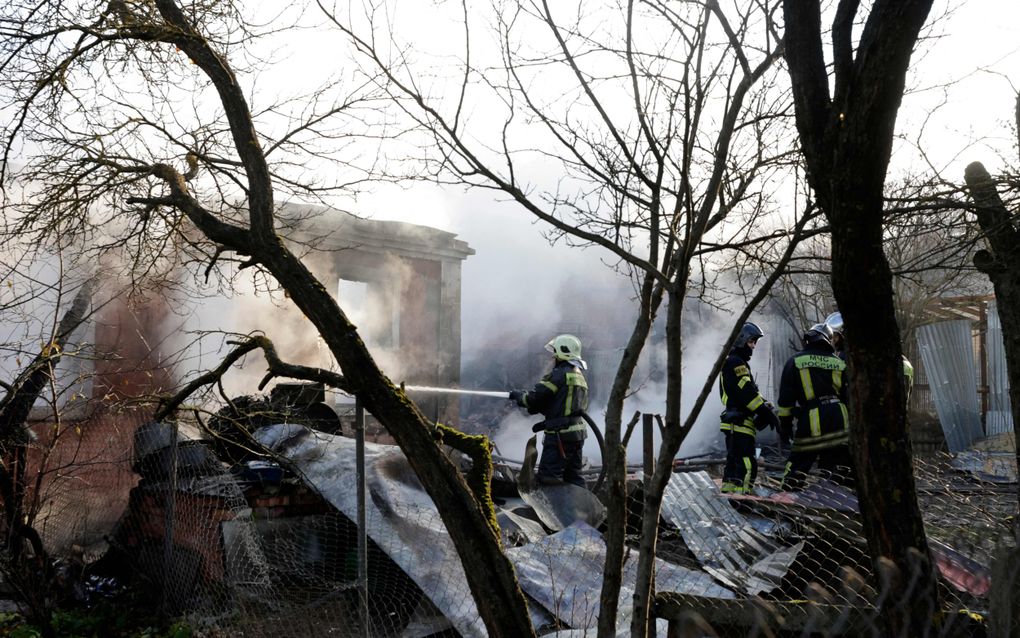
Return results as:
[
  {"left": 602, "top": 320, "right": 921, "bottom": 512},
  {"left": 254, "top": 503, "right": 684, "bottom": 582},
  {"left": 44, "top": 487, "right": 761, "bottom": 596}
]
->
[{"left": 245, "top": 481, "right": 333, "bottom": 520}]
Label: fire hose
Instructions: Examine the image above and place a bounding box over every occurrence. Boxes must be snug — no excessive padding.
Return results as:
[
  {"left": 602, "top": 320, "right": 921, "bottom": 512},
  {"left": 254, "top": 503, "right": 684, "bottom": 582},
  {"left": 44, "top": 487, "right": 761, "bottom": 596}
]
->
[
  {"left": 403, "top": 384, "right": 607, "bottom": 493},
  {"left": 525, "top": 410, "right": 607, "bottom": 493}
]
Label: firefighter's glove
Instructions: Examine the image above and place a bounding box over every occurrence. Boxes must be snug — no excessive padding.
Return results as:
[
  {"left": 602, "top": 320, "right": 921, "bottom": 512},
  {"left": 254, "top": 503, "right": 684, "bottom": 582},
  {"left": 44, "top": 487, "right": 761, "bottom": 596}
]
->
[
  {"left": 754, "top": 403, "right": 780, "bottom": 432},
  {"left": 508, "top": 390, "right": 525, "bottom": 406}
]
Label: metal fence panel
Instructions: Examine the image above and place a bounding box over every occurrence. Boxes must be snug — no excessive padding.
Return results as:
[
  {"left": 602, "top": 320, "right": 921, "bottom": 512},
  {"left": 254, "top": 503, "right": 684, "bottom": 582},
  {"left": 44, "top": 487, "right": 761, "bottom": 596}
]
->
[
  {"left": 917, "top": 321, "right": 984, "bottom": 452},
  {"left": 986, "top": 301, "right": 1013, "bottom": 436}
]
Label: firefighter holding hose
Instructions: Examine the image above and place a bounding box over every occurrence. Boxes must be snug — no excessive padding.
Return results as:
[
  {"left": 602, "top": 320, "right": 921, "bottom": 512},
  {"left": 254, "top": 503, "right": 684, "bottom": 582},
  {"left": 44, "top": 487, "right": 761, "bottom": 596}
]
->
[{"left": 509, "top": 334, "right": 590, "bottom": 487}]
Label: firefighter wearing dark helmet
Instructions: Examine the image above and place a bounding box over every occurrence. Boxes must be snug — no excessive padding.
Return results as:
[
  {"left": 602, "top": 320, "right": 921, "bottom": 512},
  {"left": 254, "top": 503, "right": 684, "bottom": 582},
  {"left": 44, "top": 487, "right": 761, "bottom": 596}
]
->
[
  {"left": 509, "top": 334, "right": 589, "bottom": 487},
  {"left": 777, "top": 322, "right": 852, "bottom": 490},
  {"left": 719, "top": 322, "right": 779, "bottom": 494}
]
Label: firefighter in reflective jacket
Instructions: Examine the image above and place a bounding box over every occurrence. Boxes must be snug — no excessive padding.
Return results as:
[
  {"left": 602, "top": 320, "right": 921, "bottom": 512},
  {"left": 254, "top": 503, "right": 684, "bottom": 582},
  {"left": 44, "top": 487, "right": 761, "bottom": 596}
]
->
[
  {"left": 778, "top": 323, "right": 852, "bottom": 490},
  {"left": 719, "top": 322, "right": 779, "bottom": 494},
  {"left": 825, "top": 311, "right": 915, "bottom": 401},
  {"left": 509, "top": 334, "right": 590, "bottom": 487}
]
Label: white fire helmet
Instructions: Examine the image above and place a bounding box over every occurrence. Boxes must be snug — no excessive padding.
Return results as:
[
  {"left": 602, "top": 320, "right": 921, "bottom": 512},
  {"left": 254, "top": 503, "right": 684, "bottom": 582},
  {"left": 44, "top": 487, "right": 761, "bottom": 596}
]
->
[
  {"left": 545, "top": 334, "right": 587, "bottom": 368},
  {"left": 824, "top": 312, "right": 844, "bottom": 337}
]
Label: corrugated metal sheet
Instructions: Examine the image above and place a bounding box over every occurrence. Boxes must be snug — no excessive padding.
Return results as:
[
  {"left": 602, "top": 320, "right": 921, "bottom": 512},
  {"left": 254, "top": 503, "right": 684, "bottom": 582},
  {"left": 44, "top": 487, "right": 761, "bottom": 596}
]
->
[
  {"left": 507, "top": 521, "right": 734, "bottom": 632},
  {"left": 255, "top": 424, "right": 519, "bottom": 637},
  {"left": 985, "top": 301, "right": 1013, "bottom": 435},
  {"left": 916, "top": 321, "right": 984, "bottom": 452},
  {"left": 660, "top": 471, "right": 802, "bottom": 595},
  {"left": 766, "top": 316, "right": 802, "bottom": 399},
  {"left": 256, "top": 425, "right": 730, "bottom": 636}
]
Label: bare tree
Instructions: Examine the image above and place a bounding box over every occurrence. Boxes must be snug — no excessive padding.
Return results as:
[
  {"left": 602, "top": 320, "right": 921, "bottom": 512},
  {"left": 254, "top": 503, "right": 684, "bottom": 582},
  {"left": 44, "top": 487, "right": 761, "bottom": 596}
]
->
[
  {"left": 323, "top": 0, "right": 822, "bottom": 633},
  {"left": 782, "top": 0, "right": 942, "bottom": 634},
  {"left": 770, "top": 180, "right": 987, "bottom": 347},
  {"left": 0, "top": 1, "right": 535, "bottom": 635},
  {"left": 0, "top": 266, "right": 95, "bottom": 638}
]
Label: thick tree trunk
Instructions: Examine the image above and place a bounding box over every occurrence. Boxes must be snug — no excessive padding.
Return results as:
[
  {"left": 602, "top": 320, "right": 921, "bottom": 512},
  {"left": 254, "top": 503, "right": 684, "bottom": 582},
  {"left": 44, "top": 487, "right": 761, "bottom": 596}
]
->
[
  {"left": 260, "top": 246, "right": 535, "bottom": 637},
  {"left": 782, "top": 1, "right": 939, "bottom": 634},
  {"left": 964, "top": 161, "right": 1020, "bottom": 529},
  {"left": 829, "top": 200, "right": 939, "bottom": 632},
  {"left": 147, "top": 1, "right": 536, "bottom": 632}
]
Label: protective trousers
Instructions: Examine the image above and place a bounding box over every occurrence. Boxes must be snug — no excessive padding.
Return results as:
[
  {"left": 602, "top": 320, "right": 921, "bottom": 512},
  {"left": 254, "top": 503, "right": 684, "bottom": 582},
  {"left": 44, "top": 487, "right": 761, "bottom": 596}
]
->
[
  {"left": 781, "top": 444, "right": 854, "bottom": 491},
  {"left": 538, "top": 433, "right": 585, "bottom": 487},
  {"left": 721, "top": 431, "right": 757, "bottom": 494}
]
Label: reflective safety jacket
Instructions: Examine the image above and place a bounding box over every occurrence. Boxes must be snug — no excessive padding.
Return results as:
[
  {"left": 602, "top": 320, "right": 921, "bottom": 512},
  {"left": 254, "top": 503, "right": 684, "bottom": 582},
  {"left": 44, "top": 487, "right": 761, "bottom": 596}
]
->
[
  {"left": 777, "top": 345, "right": 849, "bottom": 452},
  {"left": 719, "top": 348, "right": 766, "bottom": 437},
  {"left": 903, "top": 356, "right": 915, "bottom": 402},
  {"left": 521, "top": 360, "right": 589, "bottom": 437},
  {"left": 835, "top": 349, "right": 915, "bottom": 402}
]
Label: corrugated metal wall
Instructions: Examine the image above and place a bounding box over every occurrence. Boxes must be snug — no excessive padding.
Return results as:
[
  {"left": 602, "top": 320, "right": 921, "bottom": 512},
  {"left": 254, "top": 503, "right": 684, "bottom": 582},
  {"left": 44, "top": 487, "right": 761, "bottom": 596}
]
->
[
  {"left": 985, "top": 301, "right": 1013, "bottom": 435},
  {"left": 916, "top": 320, "right": 985, "bottom": 452}
]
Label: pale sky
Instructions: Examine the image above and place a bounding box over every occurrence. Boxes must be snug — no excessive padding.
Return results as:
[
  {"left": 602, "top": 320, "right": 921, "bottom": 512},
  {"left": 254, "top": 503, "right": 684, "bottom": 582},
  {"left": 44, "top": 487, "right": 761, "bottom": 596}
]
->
[
  {"left": 330, "top": 0, "right": 1020, "bottom": 345},
  {"left": 10, "top": 0, "right": 1019, "bottom": 455}
]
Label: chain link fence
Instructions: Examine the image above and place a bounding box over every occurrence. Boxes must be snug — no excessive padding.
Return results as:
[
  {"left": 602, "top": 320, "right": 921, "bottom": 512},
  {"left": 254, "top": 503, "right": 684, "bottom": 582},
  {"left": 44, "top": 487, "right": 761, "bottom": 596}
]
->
[
  {"left": 654, "top": 454, "right": 1014, "bottom": 637},
  {"left": 1, "top": 404, "right": 1016, "bottom": 637}
]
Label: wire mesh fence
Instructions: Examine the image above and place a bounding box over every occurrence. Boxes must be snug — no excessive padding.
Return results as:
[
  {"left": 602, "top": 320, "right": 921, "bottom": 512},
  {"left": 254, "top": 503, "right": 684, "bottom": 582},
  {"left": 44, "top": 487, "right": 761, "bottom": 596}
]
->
[
  {"left": 1, "top": 407, "right": 1016, "bottom": 637},
  {"left": 654, "top": 453, "right": 1013, "bottom": 637}
]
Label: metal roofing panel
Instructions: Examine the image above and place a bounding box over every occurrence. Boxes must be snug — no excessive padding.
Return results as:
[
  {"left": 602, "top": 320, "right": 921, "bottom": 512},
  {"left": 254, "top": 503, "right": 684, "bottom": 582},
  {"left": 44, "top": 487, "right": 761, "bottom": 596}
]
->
[
  {"left": 257, "top": 425, "right": 727, "bottom": 635},
  {"left": 985, "top": 302, "right": 1013, "bottom": 436},
  {"left": 256, "top": 425, "right": 492, "bottom": 637},
  {"left": 916, "top": 321, "right": 984, "bottom": 452},
  {"left": 660, "top": 471, "right": 802, "bottom": 595},
  {"left": 507, "top": 521, "right": 734, "bottom": 631}
]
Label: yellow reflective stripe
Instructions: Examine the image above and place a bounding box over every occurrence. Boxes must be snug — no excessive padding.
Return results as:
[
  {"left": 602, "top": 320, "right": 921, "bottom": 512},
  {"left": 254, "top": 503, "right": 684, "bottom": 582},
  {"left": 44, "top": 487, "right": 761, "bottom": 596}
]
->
[
  {"left": 737, "top": 376, "right": 751, "bottom": 389},
  {"left": 799, "top": 368, "right": 815, "bottom": 401},
  {"left": 840, "top": 403, "right": 849, "bottom": 428},
  {"left": 565, "top": 372, "right": 588, "bottom": 389},
  {"left": 747, "top": 395, "right": 764, "bottom": 411},
  {"left": 833, "top": 369, "right": 843, "bottom": 392},
  {"left": 547, "top": 423, "right": 586, "bottom": 434},
  {"left": 541, "top": 380, "right": 557, "bottom": 392},
  {"left": 741, "top": 457, "right": 753, "bottom": 492},
  {"left": 719, "top": 378, "right": 728, "bottom": 405},
  {"left": 778, "top": 405, "right": 793, "bottom": 417},
  {"left": 809, "top": 407, "right": 821, "bottom": 437},
  {"left": 793, "top": 432, "right": 849, "bottom": 452},
  {"left": 806, "top": 430, "right": 849, "bottom": 443},
  {"left": 720, "top": 423, "right": 756, "bottom": 436}
]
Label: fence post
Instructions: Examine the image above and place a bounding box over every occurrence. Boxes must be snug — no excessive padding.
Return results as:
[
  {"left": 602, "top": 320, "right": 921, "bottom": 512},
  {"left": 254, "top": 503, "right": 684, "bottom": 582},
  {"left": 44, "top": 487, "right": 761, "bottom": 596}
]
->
[
  {"left": 355, "top": 399, "right": 369, "bottom": 637},
  {"left": 643, "top": 413, "right": 654, "bottom": 486},
  {"left": 162, "top": 420, "right": 178, "bottom": 617}
]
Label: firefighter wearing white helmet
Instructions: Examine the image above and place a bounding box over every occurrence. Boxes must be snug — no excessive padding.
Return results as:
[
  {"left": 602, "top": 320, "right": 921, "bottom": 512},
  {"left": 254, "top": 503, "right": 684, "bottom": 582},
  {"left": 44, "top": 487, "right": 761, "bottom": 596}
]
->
[
  {"left": 777, "top": 322, "right": 852, "bottom": 490},
  {"left": 719, "top": 322, "right": 779, "bottom": 494},
  {"left": 509, "top": 334, "right": 590, "bottom": 486},
  {"left": 824, "top": 312, "right": 845, "bottom": 353},
  {"left": 825, "top": 311, "right": 914, "bottom": 399}
]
